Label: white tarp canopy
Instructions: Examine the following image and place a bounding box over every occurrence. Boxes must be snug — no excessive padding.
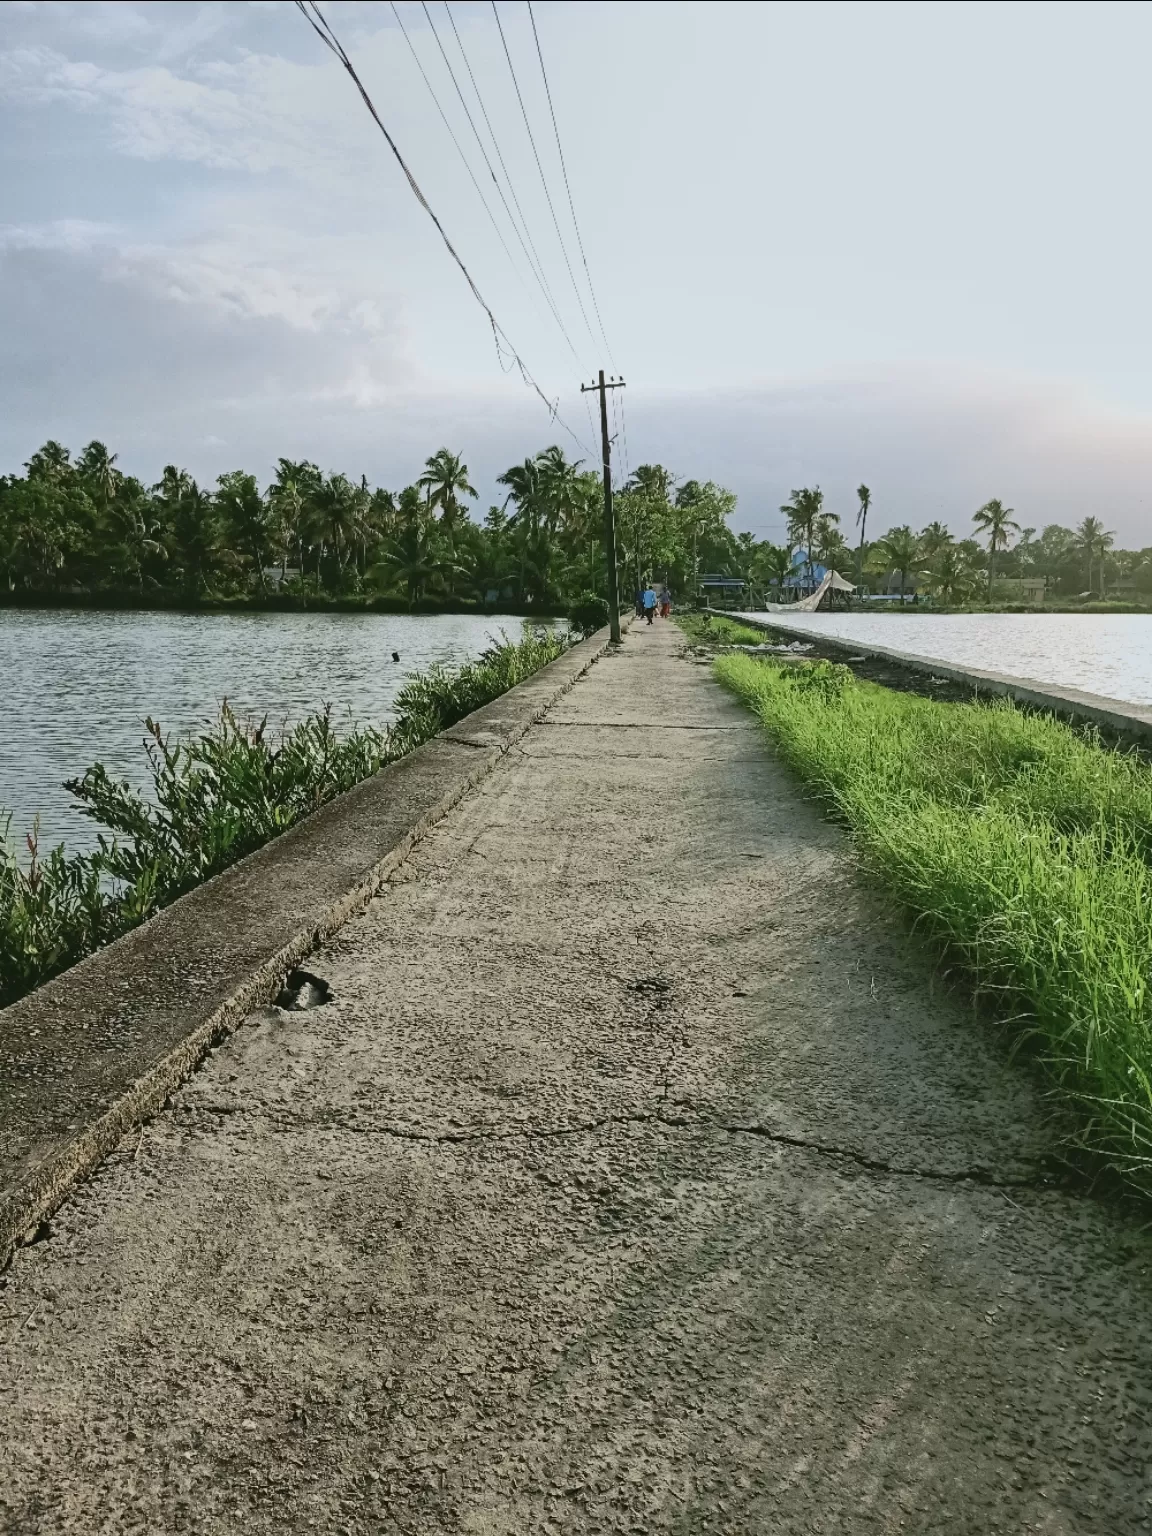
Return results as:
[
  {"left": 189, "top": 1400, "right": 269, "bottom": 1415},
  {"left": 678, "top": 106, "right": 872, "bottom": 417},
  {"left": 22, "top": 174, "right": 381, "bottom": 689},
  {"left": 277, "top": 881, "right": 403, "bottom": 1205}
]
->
[{"left": 763, "top": 569, "right": 855, "bottom": 614}]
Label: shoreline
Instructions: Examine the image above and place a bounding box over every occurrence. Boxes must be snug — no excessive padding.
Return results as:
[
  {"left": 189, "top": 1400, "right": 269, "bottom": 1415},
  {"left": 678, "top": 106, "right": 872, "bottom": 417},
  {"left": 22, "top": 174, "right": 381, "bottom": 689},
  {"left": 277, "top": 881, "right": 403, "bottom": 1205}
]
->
[{"left": 0, "top": 593, "right": 568, "bottom": 619}]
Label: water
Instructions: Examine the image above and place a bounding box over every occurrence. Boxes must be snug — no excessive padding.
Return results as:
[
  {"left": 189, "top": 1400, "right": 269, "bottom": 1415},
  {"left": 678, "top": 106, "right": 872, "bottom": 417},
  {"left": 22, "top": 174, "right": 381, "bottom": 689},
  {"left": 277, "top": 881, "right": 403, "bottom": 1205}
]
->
[
  {"left": 0, "top": 609, "right": 537, "bottom": 855},
  {"left": 735, "top": 612, "right": 1152, "bottom": 708}
]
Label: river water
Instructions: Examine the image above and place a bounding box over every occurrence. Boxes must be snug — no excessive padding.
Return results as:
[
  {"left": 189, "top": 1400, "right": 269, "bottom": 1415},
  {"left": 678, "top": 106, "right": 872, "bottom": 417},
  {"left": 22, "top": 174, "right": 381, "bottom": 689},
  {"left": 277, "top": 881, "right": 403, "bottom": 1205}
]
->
[
  {"left": 736, "top": 611, "right": 1152, "bottom": 709},
  {"left": 1, "top": 609, "right": 538, "bottom": 855}
]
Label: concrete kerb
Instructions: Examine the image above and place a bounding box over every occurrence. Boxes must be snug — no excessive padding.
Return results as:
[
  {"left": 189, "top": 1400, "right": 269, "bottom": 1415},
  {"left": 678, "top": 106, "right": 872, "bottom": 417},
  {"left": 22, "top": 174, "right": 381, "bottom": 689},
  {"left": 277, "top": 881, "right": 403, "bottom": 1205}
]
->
[
  {"left": 0, "top": 621, "right": 622, "bottom": 1272},
  {"left": 723, "top": 610, "right": 1152, "bottom": 743}
]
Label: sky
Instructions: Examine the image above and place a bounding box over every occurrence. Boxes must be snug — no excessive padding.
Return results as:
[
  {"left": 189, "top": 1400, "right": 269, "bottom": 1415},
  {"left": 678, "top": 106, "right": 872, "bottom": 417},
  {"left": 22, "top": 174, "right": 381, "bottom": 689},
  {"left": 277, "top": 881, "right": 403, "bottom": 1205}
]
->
[{"left": 3, "top": 0, "right": 1152, "bottom": 545}]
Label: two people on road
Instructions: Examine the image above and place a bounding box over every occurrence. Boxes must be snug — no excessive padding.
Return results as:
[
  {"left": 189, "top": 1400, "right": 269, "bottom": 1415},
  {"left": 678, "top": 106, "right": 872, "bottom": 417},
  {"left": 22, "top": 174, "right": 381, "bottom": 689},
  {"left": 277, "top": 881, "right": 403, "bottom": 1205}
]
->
[{"left": 640, "top": 582, "right": 673, "bottom": 625}]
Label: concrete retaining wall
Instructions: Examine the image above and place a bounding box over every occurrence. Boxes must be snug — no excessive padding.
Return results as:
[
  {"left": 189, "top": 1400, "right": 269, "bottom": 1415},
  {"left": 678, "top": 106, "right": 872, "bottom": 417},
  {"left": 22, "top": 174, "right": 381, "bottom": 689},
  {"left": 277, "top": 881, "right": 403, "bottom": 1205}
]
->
[
  {"left": 0, "top": 624, "right": 619, "bottom": 1271},
  {"left": 727, "top": 611, "right": 1152, "bottom": 743}
]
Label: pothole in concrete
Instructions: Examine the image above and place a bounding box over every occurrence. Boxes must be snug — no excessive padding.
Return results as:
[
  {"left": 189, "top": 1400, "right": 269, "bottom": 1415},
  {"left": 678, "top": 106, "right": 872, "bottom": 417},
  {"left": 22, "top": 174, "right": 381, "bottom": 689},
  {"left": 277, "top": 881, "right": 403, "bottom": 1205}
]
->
[
  {"left": 275, "top": 969, "right": 332, "bottom": 1011},
  {"left": 630, "top": 976, "right": 671, "bottom": 996}
]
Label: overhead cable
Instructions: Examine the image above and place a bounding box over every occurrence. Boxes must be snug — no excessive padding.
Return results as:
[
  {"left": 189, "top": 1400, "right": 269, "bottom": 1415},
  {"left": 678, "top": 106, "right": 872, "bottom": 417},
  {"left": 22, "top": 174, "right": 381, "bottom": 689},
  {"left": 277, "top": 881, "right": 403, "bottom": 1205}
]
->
[
  {"left": 490, "top": 1, "right": 601, "bottom": 356},
  {"left": 526, "top": 0, "right": 617, "bottom": 369},
  {"left": 417, "top": 2, "right": 590, "bottom": 373},
  {"left": 388, "top": 3, "right": 528, "bottom": 299},
  {"left": 294, "top": 0, "right": 592, "bottom": 454},
  {"left": 440, "top": 3, "right": 578, "bottom": 358}
]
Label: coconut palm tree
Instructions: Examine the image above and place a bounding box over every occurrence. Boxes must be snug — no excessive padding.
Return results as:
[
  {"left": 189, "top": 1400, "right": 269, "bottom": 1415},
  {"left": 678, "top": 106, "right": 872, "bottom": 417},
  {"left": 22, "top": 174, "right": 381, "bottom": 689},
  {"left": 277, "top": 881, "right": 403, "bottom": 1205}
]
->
[
  {"left": 753, "top": 542, "right": 794, "bottom": 599},
  {"left": 780, "top": 487, "right": 827, "bottom": 582},
  {"left": 855, "top": 484, "right": 871, "bottom": 584},
  {"left": 1074, "top": 516, "right": 1115, "bottom": 597},
  {"left": 923, "top": 541, "right": 975, "bottom": 605},
  {"left": 972, "top": 499, "right": 1021, "bottom": 595},
  {"left": 373, "top": 500, "right": 444, "bottom": 609},
  {"left": 77, "top": 441, "right": 121, "bottom": 511},
  {"left": 918, "top": 520, "right": 952, "bottom": 561},
  {"left": 876, "top": 524, "right": 921, "bottom": 601},
  {"left": 417, "top": 448, "right": 477, "bottom": 535}
]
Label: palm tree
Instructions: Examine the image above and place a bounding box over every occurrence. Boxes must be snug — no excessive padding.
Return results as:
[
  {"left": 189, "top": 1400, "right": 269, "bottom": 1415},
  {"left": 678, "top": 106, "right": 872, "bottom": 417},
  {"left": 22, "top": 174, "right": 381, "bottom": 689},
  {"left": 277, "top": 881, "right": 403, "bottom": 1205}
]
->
[
  {"left": 754, "top": 542, "right": 794, "bottom": 599},
  {"left": 215, "top": 470, "right": 270, "bottom": 587},
  {"left": 918, "top": 521, "right": 952, "bottom": 561},
  {"left": 923, "top": 542, "right": 975, "bottom": 605},
  {"left": 373, "top": 500, "right": 444, "bottom": 609},
  {"left": 1074, "top": 515, "right": 1115, "bottom": 597},
  {"left": 417, "top": 448, "right": 477, "bottom": 536},
  {"left": 972, "top": 499, "right": 1021, "bottom": 595},
  {"left": 855, "top": 484, "right": 871, "bottom": 585},
  {"left": 780, "top": 487, "right": 826, "bottom": 583},
  {"left": 876, "top": 524, "right": 921, "bottom": 601},
  {"left": 77, "top": 441, "right": 121, "bottom": 511},
  {"left": 813, "top": 515, "right": 850, "bottom": 573},
  {"left": 311, "top": 473, "right": 362, "bottom": 575},
  {"left": 536, "top": 445, "right": 584, "bottom": 536}
]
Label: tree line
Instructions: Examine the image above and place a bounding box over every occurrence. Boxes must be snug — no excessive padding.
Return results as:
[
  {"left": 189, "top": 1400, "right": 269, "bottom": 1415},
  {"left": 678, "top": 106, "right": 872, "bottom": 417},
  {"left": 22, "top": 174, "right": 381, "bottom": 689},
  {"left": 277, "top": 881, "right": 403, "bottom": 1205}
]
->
[
  {"left": 749, "top": 486, "right": 1151, "bottom": 603},
  {"left": 0, "top": 439, "right": 741, "bottom": 611}
]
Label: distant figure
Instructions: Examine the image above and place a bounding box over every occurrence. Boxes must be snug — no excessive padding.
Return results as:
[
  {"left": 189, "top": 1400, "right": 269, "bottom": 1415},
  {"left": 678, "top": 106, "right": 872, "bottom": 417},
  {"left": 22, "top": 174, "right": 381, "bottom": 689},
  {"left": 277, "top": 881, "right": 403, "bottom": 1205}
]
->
[
  {"left": 634, "top": 588, "right": 644, "bottom": 617},
  {"left": 642, "top": 585, "right": 658, "bottom": 625},
  {"left": 659, "top": 585, "right": 672, "bottom": 618},
  {"left": 391, "top": 651, "right": 400, "bottom": 662}
]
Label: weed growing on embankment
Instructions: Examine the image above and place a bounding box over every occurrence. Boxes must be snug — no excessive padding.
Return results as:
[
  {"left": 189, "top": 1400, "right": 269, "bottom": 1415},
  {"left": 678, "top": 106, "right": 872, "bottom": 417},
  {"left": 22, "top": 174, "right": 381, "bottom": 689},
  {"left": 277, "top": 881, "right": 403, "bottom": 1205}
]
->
[
  {"left": 716, "top": 652, "right": 1152, "bottom": 1193},
  {"left": 677, "top": 613, "right": 770, "bottom": 648},
  {"left": 0, "top": 630, "right": 567, "bottom": 1008}
]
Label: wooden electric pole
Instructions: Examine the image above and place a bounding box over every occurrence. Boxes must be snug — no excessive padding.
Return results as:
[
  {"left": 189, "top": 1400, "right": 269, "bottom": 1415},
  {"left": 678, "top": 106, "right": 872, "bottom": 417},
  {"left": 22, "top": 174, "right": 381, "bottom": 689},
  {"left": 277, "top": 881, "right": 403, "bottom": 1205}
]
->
[{"left": 580, "top": 370, "right": 625, "bottom": 643}]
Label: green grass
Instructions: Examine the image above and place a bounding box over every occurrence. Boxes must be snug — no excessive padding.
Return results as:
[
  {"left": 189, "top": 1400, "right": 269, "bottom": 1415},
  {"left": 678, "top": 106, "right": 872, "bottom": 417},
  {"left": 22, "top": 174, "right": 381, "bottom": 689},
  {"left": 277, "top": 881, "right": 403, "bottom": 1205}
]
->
[
  {"left": 715, "top": 652, "right": 1152, "bottom": 1191},
  {"left": 1, "top": 629, "right": 568, "bottom": 1010},
  {"left": 677, "top": 613, "right": 771, "bottom": 648}
]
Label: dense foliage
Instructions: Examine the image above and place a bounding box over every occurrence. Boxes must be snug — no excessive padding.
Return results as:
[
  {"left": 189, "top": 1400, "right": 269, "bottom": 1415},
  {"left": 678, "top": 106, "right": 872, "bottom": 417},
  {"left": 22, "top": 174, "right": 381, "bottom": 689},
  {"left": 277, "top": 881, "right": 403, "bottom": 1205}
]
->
[
  {"left": 0, "top": 629, "right": 567, "bottom": 1009},
  {"left": 746, "top": 486, "right": 1152, "bottom": 605},
  {"left": 0, "top": 439, "right": 742, "bottom": 611},
  {"left": 717, "top": 650, "right": 1152, "bottom": 1193}
]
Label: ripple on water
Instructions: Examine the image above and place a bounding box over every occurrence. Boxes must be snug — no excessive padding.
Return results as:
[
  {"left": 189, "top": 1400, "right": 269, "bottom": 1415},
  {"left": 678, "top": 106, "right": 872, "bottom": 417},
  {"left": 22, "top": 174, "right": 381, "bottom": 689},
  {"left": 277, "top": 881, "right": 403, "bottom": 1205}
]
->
[{"left": 1, "top": 609, "right": 541, "bottom": 853}]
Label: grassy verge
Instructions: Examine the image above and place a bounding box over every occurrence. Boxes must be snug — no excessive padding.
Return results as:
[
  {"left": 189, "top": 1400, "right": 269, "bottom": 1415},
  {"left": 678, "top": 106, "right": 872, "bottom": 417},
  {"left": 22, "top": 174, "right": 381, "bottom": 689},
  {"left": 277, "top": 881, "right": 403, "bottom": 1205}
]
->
[
  {"left": 677, "top": 613, "right": 771, "bottom": 647},
  {"left": 715, "top": 651, "right": 1152, "bottom": 1192},
  {"left": 1, "top": 629, "right": 568, "bottom": 1009}
]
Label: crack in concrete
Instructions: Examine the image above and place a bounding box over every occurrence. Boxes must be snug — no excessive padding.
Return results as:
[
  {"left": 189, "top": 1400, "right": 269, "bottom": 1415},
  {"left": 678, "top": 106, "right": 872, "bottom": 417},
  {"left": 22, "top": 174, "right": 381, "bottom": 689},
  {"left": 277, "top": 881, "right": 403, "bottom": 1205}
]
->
[
  {"left": 212, "top": 1100, "right": 1059, "bottom": 1191},
  {"left": 717, "top": 1122, "right": 1060, "bottom": 1190},
  {"left": 539, "top": 720, "right": 747, "bottom": 732}
]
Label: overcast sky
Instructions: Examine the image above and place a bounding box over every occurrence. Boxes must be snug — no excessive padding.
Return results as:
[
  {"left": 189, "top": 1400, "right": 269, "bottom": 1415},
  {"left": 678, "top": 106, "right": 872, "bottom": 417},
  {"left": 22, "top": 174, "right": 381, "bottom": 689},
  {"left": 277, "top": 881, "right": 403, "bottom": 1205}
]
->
[{"left": 4, "top": 0, "right": 1152, "bottom": 544}]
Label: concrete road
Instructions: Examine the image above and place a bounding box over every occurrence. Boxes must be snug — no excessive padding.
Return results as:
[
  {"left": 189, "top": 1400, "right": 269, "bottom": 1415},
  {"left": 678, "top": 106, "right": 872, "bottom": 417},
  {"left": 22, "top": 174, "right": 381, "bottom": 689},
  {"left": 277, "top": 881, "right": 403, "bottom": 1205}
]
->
[{"left": 2, "top": 621, "right": 1150, "bottom": 1534}]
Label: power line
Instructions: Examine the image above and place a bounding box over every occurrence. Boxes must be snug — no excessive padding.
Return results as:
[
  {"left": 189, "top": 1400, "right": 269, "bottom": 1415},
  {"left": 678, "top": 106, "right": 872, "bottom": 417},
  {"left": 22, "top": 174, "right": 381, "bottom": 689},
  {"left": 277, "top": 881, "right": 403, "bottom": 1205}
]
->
[
  {"left": 440, "top": 3, "right": 584, "bottom": 366},
  {"left": 388, "top": 3, "right": 528, "bottom": 302},
  {"left": 525, "top": 0, "right": 616, "bottom": 369},
  {"left": 294, "top": 0, "right": 593, "bottom": 455},
  {"left": 490, "top": 1, "right": 600, "bottom": 357},
  {"left": 618, "top": 385, "right": 633, "bottom": 483},
  {"left": 414, "top": 1, "right": 589, "bottom": 374}
]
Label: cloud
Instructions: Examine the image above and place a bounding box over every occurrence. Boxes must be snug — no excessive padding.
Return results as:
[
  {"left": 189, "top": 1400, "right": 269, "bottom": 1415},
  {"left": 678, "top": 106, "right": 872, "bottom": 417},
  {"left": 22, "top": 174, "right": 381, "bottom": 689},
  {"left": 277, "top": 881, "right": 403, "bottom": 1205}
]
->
[
  {"left": 632, "top": 371, "right": 1152, "bottom": 546},
  {"left": 0, "top": 230, "right": 416, "bottom": 468}
]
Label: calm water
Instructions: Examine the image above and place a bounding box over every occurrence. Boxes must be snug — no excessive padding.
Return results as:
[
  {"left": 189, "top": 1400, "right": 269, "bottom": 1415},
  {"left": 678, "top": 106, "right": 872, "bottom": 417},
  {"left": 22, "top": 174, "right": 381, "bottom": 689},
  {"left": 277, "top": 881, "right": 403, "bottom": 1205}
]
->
[
  {"left": 1, "top": 610, "right": 537, "bottom": 854},
  {"left": 736, "top": 611, "right": 1152, "bottom": 707}
]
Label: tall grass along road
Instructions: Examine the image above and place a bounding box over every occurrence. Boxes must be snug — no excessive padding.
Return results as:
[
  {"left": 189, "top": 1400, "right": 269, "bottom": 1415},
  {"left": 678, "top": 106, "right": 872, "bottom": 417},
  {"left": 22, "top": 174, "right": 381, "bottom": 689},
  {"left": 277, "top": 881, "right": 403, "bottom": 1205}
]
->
[
  {"left": 716, "top": 651, "right": 1152, "bottom": 1193},
  {"left": 0, "top": 630, "right": 567, "bottom": 1010}
]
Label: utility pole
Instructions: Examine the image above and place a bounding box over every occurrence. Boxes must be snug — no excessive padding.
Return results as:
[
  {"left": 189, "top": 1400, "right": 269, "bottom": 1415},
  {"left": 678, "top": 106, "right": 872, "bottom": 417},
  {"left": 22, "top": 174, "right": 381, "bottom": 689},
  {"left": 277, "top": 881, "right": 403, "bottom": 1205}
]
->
[{"left": 580, "top": 370, "right": 625, "bottom": 643}]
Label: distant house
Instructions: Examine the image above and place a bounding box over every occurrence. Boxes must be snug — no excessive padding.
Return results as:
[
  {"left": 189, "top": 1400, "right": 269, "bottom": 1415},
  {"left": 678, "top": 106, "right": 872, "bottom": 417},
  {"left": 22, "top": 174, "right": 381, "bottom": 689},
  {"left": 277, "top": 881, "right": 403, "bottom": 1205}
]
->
[
  {"left": 991, "top": 577, "right": 1046, "bottom": 606},
  {"left": 263, "top": 566, "right": 301, "bottom": 591},
  {"left": 699, "top": 575, "right": 747, "bottom": 610}
]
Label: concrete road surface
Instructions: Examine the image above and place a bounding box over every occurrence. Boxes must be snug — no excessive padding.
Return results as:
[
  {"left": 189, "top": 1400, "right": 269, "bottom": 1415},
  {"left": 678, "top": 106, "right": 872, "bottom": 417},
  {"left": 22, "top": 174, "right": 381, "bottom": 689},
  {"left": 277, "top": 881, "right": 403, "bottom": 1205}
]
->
[{"left": 2, "top": 620, "right": 1150, "bottom": 1534}]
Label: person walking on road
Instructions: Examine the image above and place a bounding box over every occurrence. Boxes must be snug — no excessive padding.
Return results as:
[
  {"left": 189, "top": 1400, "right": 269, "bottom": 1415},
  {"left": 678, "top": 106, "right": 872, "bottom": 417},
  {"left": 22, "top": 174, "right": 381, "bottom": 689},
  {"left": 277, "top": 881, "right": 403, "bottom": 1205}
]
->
[
  {"left": 659, "top": 584, "right": 672, "bottom": 618},
  {"left": 642, "top": 584, "right": 658, "bottom": 625}
]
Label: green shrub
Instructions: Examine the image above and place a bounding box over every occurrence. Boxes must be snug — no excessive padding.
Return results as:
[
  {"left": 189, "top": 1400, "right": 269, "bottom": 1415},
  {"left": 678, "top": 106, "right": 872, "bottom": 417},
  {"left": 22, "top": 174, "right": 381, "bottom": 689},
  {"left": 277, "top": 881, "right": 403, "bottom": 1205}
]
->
[
  {"left": 567, "top": 592, "right": 610, "bottom": 638},
  {"left": 0, "top": 629, "right": 569, "bottom": 1010}
]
